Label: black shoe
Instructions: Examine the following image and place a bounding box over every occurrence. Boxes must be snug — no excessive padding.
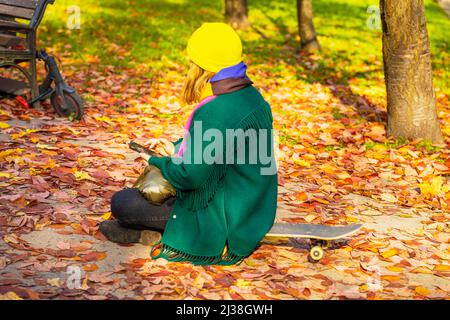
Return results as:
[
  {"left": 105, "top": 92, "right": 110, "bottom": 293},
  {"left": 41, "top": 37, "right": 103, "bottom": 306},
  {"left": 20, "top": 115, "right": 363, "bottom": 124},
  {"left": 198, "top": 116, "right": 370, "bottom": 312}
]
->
[{"left": 99, "top": 220, "right": 161, "bottom": 245}]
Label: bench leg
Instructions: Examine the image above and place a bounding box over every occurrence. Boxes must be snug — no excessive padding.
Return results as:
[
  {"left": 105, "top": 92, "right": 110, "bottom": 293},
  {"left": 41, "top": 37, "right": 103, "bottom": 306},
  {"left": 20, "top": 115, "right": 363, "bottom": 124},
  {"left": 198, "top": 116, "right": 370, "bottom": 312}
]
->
[
  {"left": 30, "top": 58, "right": 39, "bottom": 107},
  {"left": 27, "top": 37, "right": 40, "bottom": 107}
]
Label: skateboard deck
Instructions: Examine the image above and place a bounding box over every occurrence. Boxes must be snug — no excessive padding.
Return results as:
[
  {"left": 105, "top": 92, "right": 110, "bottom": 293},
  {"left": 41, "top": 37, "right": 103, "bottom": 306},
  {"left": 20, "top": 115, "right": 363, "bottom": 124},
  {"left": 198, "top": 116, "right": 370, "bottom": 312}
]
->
[
  {"left": 266, "top": 223, "right": 362, "bottom": 240},
  {"left": 265, "top": 223, "right": 363, "bottom": 262}
]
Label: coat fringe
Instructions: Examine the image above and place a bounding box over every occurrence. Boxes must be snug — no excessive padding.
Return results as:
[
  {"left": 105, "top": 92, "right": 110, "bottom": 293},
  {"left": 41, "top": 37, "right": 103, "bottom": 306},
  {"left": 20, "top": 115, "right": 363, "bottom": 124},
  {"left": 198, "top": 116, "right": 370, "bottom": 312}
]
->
[{"left": 151, "top": 242, "right": 250, "bottom": 266}]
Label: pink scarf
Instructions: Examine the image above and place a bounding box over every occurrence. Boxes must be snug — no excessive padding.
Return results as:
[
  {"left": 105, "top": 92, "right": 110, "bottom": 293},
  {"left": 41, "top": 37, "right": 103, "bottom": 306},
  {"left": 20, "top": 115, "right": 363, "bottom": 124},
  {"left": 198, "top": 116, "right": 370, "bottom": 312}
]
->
[{"left": 177, "top": 95, "right": 217, "bottom": 157}]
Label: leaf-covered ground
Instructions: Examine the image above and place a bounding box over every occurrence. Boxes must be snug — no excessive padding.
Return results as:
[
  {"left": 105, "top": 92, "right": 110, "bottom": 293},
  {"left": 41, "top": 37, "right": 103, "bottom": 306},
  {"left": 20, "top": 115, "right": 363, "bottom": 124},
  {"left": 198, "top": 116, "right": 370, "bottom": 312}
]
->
[{"left": 0, "top": 0, "right": 449, "bottom": 300}]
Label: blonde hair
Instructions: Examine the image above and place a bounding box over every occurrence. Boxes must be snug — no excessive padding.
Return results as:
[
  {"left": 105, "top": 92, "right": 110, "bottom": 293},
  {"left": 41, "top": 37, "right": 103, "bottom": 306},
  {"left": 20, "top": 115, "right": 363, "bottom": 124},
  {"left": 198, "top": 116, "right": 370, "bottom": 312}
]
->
[{"left": 181, "top": 61, "right": 215, "bottom": 105}]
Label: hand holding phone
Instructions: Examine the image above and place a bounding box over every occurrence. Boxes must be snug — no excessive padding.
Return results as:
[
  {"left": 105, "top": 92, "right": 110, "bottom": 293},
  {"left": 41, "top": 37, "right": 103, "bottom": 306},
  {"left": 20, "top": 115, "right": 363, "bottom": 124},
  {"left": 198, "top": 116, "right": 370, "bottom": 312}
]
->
[{"left": 129, "top": 141, "right": 156, "bottom": 156}]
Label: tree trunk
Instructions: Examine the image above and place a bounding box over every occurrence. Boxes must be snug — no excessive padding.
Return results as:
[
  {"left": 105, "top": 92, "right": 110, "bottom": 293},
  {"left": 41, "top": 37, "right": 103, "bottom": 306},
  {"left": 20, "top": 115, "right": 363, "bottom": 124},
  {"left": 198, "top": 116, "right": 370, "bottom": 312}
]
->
[
  {"left": 225, "top": 0, "right": 249, "bottom": 29},
  {"left": 297, "top": 0, "right": 320, "bottom": 51},
  {"left": 380, "top": 0, "right": 443, "bottom": 143}
]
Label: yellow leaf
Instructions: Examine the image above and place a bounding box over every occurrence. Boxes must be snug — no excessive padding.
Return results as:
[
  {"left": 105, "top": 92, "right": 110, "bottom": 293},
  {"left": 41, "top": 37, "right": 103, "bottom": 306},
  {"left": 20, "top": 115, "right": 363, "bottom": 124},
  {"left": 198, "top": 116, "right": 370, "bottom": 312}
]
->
[
  {"left": 319, "top": 164, "right": 336, "bottom": 174},
  {"left": 29, "top": 167, "right": 38, "bottom": 176},
  {"left": 419, "top": 176, "right": 443, "bottom": 199},
  {"left": 47, "top": 278, "right": 61, "bottom": 287},
  {"left": 73, "top": 170, "right": 95, "bottom": 181},
  {"left": 67, "top": 127, "right": 81, "bottom": 135},
  {"left": 0, "top": 292, "right": 22, "bottom": 300},
  {"left": 372, "top": 144, "right": 387, "bottom": 152},
  {"left": 366, "top": 150, "right": 386, "bottom": 160},
  {"left": 192, "top": 274, "right": 205, "bottom": 289},
  {"left": 0, "top": 122, "right": 10, "bottom": 129},
  {"left": 235, "top": 279, "right": 251, "bottom": 287},
  {"left": 151, "top": 128, "right": 164, "bottom": 137},
  {"left": 398, "top": 146, "right": 410, "bottom": 154},
  {"left": 81, "top": 277, "right": 89, "bottom": 290},
  {"left": 380, "top": 248, "right": 398, "bottom": 259},
  {"left": 0, "top": 150, "right": 14, "bottom": 159},
  {"left": 415, "top": 286, "right": 430, "bottom": 296},
  {"left": 294, "top": 159, "right": 311, "bottom": 168},
  {"left": 0, "top": 148, "right": 24, "bottom": 160},
  {"left": 101, "top": 212, "right": 112, "bottom": 220},
  {"left": 42, "top": 159, "right": 56, "bottom": 170},
  {"left": 304, "top": 214, "right": 316, "bottom": 223},
  {"left": 244, "top": 259, "right": 260, "bottom": 267},
  {"left": 95, "top": 116, "right": 115, "bottom": 125},
  {"left": 174, "top": 287, "right": 184, "bottom": 295},
  {"left": 11, "top": 129, "right": 39, "bottom": 139},
  {"left": 0, "top": 172, "right": 11, "bottom": 178},
  {"left": 359, "top": 284, "right": 369, "bottom": 292}
]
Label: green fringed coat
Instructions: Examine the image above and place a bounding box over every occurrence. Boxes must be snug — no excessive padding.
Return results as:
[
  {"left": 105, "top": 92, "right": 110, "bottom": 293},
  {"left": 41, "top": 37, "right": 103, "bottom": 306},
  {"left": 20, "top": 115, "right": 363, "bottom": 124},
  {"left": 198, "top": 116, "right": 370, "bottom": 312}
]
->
[{"left": 148, "top": 85, "right": 277, "bottom": 265}]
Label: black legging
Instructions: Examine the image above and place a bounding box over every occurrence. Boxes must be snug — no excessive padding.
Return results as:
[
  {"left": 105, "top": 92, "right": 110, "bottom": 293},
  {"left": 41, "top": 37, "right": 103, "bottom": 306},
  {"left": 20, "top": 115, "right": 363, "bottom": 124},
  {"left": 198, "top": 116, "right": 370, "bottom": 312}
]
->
[{"left": 110, "top": 188, "right": 175, "bottom": 232}]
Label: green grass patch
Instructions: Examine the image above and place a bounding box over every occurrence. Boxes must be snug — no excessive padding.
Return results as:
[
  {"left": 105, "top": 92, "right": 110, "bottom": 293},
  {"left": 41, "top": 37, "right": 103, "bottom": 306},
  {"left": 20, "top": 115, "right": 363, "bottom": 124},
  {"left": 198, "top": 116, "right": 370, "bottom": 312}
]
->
[
  {"left": 416, "top": 139, "right": 443, "bottom": 153},
  {"left": 331, "top": 107, "right": 346, "bottom": 120},
  {"left": 364, "top": 138, "right": 409, "bottom": 150}
]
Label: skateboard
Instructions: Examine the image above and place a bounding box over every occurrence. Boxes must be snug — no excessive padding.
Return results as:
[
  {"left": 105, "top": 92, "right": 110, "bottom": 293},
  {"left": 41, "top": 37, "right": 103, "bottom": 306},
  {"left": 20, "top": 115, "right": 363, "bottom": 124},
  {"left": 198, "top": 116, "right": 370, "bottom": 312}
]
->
[{"left": 266, "top": 223, "right": 363, "bottom": 262}]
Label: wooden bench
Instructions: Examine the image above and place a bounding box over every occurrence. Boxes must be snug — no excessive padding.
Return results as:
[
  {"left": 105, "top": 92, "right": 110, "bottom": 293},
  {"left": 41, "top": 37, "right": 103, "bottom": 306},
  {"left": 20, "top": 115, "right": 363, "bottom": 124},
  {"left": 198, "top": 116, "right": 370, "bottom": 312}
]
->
[{"left": 0, "top": 0, "right": 55, "bottom": 98}]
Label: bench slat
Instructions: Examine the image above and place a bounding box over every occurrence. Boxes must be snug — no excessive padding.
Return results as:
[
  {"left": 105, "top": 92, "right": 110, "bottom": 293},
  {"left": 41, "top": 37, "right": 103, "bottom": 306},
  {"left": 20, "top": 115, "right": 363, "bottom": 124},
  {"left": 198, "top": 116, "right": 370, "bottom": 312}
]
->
[
  {"left": 0, "top": 33, "right": 25, "bottom": 47},
  {"left": 0, "top": 4, "right": 35, "bottom": 20},
  {"left": 0, "top": 1, "right": 38, "bottom": 9},
  {"left": 0, "top": 19, "right": 30, "bottom": 30}
]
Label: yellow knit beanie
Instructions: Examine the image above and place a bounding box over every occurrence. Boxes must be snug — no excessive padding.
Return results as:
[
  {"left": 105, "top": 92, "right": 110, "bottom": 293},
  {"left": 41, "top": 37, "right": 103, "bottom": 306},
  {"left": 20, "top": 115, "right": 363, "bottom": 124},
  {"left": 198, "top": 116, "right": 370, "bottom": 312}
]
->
[{"left": 187, "top": 22, "right": 242, "bottom": 73}]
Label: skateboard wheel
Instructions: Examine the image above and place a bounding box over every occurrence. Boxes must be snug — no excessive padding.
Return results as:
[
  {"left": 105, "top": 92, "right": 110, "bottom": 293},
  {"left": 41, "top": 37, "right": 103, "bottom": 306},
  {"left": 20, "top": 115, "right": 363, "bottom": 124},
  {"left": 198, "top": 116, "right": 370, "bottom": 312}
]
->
[{"left": 310, "top": 246, "right": 324, "bottom": 261}]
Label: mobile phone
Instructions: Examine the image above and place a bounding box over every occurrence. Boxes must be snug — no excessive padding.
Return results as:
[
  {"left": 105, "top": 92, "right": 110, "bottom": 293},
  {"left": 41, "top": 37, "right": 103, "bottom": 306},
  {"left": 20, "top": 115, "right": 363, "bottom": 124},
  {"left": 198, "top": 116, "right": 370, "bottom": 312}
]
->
[{"left": 129, "top": 141, "right": 157, "bottom": 156}]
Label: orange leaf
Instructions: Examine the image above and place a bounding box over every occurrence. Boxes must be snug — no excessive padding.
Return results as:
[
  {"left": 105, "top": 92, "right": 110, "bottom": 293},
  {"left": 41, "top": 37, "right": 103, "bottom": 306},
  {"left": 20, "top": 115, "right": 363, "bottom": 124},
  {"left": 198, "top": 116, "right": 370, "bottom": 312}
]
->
[
  {"left": 82, "top": 251, "right": 107, "bottom": 262},
  {"left": 295, "top": 192, "right": 308, "bottom": 201},
  {"left": 386, "top": 265, "right": 403, "bottom": 272},
  {"left": 303, "top": 288, "right": 311, "bottom": 297},
  {"left": 381, "top": 275, "right": 401, "bottom": 282},
  {"left": 83, "top": 264, "right": 99, "bottom": 272},
  {"left": 415, "top": 286, "right": 430, "bottom": 296},
  {"left": 434, "top": 264, "right": 450, "bottom": 272}
]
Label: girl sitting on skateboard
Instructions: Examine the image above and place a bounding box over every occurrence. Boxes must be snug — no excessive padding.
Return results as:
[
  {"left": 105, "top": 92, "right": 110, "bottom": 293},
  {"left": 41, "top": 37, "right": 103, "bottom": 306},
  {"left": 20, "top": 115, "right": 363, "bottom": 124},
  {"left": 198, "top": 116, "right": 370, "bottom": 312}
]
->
[{"left": 100, "top": 23, "right": 278, "bottom": 265}]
